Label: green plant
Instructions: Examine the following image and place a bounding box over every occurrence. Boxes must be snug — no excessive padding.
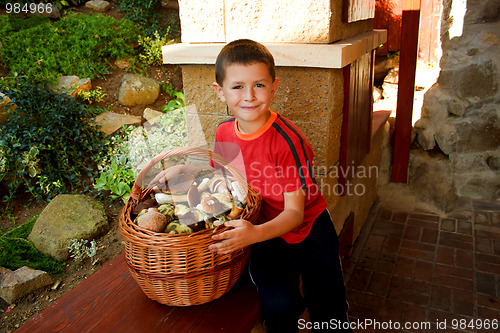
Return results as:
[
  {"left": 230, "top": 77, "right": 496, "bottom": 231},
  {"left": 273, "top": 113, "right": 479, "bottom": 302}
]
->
[
  {"left": 94, "top": 161, "right": 135, "bottom": 203},
  {"left": 68, "top": 238, "right": 99, "bottom": 265},
  {"left": 161, "top": 82, "right": 185, "bottom": 112},
  {"left": 94, "top": 109, "right": 187, "bottom": 201},
  {"left": 0, "top": 12, "right": 140, "bottom": 85},
  {"left": 77, "top": 86, "right": 106, "bottom": 104},
  {"left": 0, "top": 214, "right": 65, "bottom": 274},
  {"left": 138, "top": 30, "right": 173, "bottom": 66},
  {"left": 0, "top": 79, "right": 109, "bottom": 201},
  {"left": 118, "top": 0, "right": 170, "bottom": 38}
]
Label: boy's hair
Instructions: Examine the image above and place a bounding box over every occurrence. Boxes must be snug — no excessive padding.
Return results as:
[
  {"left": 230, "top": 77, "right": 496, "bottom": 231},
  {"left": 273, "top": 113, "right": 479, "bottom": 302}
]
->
[{"left": 215, "top": 39, "right": 276, "bottom": 86}]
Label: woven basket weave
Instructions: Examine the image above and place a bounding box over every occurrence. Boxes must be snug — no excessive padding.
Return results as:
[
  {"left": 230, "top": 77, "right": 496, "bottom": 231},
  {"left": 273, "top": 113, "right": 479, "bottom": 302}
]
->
[{"left": 119, "top": 147, "right": 261, "bottom": 306}]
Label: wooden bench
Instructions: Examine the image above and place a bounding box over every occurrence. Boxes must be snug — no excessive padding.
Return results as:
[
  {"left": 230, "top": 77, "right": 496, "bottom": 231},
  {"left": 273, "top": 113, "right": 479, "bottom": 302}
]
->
[{"left": 15, "top": 253, "right": 261, "bottom": 333}]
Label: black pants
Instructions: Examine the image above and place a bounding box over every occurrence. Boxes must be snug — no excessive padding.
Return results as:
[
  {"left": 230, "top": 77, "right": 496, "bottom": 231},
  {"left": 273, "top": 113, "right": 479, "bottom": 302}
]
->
[{"left": 249, "top": 209, "right": 351, "bottom": 333}]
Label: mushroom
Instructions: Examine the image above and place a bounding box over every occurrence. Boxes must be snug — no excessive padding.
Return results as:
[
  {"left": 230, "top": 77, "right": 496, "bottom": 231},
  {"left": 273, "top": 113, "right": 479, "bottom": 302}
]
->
[
  {"left": 196, "top": 177, "right": 211, "bottom": 192},
  {"left": 227, "top": 206, "right": 244, "bottom": 219},
  {"left": 165, "top": 173, "right": 195, "bottom": 194},
  {"left": 187, "top": 184, "right": 201, "bottom": 208},
  {"left": 231, "top": 181, "right": 247, "bottom": 204},
  {"left": 137, "top": 208, "right": 168, "bottom": 232},
  {"left": 201, "top": 196, "right": 223, "bottom": 214}
]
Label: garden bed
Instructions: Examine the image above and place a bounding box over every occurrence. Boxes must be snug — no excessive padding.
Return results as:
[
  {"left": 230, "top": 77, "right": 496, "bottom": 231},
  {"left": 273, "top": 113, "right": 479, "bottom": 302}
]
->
[{"left": 0, "top": 1, "right": 184, "bottom": 331}]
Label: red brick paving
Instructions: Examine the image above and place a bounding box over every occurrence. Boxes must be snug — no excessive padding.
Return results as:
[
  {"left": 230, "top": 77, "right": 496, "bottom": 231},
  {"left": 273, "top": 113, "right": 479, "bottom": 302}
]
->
[{"left": 344, "top": 199, "right": 500, "bottom": 333}]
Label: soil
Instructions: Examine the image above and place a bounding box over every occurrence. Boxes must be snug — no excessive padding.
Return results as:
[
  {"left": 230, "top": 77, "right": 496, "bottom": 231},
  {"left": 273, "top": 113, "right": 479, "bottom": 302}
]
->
[{"left": 0, "top": 2, "right": 183, "bottom": 332}]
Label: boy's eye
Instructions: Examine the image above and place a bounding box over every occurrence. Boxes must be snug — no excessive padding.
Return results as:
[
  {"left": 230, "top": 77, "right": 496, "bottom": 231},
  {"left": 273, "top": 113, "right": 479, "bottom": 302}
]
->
[
  {"left": 255, "top": 83, "right": 265, "bottom": 88},
  {"left": 232, "top": 85, "right": 243, "bottom": 89}
]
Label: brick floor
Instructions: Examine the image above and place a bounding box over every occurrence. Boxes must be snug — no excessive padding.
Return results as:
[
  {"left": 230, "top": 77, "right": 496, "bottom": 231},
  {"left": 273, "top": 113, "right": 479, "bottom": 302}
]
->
[{"left": 343, "top": 199, "right": 500, "bottom": 333}]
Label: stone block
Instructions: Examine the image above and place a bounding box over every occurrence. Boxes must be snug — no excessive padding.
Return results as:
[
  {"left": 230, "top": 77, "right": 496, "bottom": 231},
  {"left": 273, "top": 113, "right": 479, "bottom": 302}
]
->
[
  {"left": 0, "top": 267, "right": 53, "bottom": 304},
  {"left": 143, "top": 108, "right": 163, "bottom": 123},
  {"left": 178, "top": 0, "right": 225, "bottom": 43},
  {"left": 118, "top": 74, "right": 160, "bottom": 107},
  {"left": 438, "top": 60, "right": 498, "bottom": 101},
  {"left": 177, "top": 0, "right": 373, "bottom": 44},
  {"left": 225, "top": 0, "right": 333, "bottom": 43},
  {"left": 85, "top": 0, "right": 110, "bottom": 12},
  {"left": 28, "top": 194, "right": 108, "bottom": 261},
  {"left": 94, "top": 112, "right": 142, "bottom": 136},
  {"left": 48, "top": 75, "right": 91, "bottom": 98}
]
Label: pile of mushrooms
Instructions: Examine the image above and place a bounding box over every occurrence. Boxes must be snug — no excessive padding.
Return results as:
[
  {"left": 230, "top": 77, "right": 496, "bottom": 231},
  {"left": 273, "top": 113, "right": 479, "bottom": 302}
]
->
[{"left": 133, "top": 165, "right": 247, "bottom": 234}]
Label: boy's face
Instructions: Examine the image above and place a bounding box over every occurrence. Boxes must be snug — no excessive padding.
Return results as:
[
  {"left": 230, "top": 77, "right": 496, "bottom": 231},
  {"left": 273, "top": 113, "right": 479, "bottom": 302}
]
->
[{"left": 213, "top": 62, "right": 279, "bottom": 133}]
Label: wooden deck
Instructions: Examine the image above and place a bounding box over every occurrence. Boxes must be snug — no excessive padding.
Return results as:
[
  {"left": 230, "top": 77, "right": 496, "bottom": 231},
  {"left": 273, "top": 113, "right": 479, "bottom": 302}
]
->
[{"left": 15, "top": 253, "right": 261, "bottom": 333}]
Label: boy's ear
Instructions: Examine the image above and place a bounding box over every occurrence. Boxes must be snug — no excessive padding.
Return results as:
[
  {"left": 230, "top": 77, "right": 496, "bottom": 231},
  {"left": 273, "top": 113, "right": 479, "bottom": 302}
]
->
[
  {"left": 272, "top": 78, "right": 279, "bottom": 96},
  {"left": 212, "top": 82, "right": 226, "bottom": 103}
]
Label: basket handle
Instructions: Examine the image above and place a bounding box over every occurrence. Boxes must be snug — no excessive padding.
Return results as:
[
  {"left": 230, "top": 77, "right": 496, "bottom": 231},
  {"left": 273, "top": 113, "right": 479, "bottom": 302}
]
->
[{"left": 130, "top": 147, "right": 249, "bottom": 203}]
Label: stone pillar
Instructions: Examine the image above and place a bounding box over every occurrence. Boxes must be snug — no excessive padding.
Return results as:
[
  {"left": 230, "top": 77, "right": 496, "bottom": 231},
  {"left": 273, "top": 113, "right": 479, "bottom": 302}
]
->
[{"left": 164, "top": 0, "right": 387, "bottom": 239}]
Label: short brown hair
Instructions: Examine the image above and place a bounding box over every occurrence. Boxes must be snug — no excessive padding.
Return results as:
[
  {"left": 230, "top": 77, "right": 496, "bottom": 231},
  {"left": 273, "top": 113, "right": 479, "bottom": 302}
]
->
[{"left": 215, "top": 39, "right": 276, "bottom": 86}]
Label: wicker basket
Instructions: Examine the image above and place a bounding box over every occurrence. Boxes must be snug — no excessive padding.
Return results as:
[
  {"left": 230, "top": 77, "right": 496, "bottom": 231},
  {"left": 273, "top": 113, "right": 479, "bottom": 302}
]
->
[{"left": 119, "top": 147, "right": 261, "bottom": 306}]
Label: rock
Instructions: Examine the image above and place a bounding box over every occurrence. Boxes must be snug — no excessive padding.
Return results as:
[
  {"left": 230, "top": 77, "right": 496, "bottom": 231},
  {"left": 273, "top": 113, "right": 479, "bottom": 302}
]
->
[
  {"left": 0, "top": 267, "right": 12, "bottom": 285},
  {"left": 118, "top": 74, "right": 160, "bottom": 107},
  {"left": 48, "top": 76, "right": 92, "bottom": 98},
  {"left": 409, "top": 150, "right": 458, "bottom": 212},
  {"left": 36, "top": 3, "right": 60, "bottom": 18},
  {"left": 114, "top": 58, "right": 131, "bottom": 69},
  {"left": 414, "top": 118, "right": 436, "bottom": 150},
  {"left": 435, "top": 123, "right": 457, "bottom": 155},
  {"left": 162, "top": 0, "right": 179, "bottom": 9},
  {"left": 28, "top": 194, "right": 108, "bottom": 261},
  {"left": 453, "top": 111, "right": 500, "bottom": 153},
  {"left": 94, "top": 112, "right": 142, "bottom": 135},
  {"left": 487, "top": 154, "right": 500, "bottom": 172},
  {"left": 438, "top": 60, "right": 498, "bottom": 101},
  {"left": 0, "top": 267, "right": 53, "bottom": 304},
  {"left": 0, "top": 92, "right": 17, "bottom": 124},
  {"left": 143, "top": 108, "right": 163, "bottom": 122},
  {"left": 85, "top": 0, "right": 111, "bottom": 12},
  {"left": 421, "top": 84, "right": 457, "bottom": 120}
]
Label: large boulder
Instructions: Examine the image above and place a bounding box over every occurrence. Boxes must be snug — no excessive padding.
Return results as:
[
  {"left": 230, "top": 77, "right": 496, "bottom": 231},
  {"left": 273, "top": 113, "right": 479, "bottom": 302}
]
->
[
  {"left": 118, "top": 74, "right": 160, "bottom": 106},
  {"left": 28, "top": 195, "right": 108, "bottom": 261}
]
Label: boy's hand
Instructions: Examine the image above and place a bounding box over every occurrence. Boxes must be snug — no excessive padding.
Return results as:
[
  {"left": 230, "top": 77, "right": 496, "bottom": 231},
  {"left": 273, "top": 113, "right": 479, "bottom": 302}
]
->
[{"left": 209, "top": 219, "right": 259, "bottom": 254}]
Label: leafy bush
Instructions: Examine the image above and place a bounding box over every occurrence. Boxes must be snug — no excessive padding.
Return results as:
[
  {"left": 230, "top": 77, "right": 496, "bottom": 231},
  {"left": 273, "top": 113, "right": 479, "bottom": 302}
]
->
[
  {"left": 0, "top": 13, "right": 140, "bottom": 85},
  {"left": 0, "top": 79, "right": 108, "bottom": 200},
  {"left": 94, "top": 108, "right": 187, "bottom": 201},
  {"left": 138, "top": 30, "right": 173, "bottom": 66},
  {"left": 118, "top": 0, "right": 180, "bottom": 39},
  {"left": 0, "top": 214, "right": 65, "bottom": 274}
]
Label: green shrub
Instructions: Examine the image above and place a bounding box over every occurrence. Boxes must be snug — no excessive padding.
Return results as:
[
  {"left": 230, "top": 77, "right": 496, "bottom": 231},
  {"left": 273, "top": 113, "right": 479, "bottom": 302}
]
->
[
  {"left": 118, "top": 0, "right": 179, "bottom": 39},
  {"left": 0, "top": 12, "right": 140, "bottom": 85},
  {"left": 0, "top": 79, "right": 108, "bottom": 201},
  {"left": 0, "top": 214, "right": 65, "bottom": 274},
  {"left": 138, "top": 30, "right": 173, "bottom": 66}
]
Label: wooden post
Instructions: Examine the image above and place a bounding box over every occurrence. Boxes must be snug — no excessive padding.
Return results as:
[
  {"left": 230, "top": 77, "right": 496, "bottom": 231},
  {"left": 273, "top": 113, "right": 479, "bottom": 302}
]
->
[{"left": 391, "top": 0, "right": 421, "bottom": 183}]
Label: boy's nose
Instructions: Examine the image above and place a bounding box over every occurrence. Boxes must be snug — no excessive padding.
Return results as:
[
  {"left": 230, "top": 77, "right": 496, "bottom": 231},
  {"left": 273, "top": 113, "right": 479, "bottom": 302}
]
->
[{"left": 244, "top": 87, "right": 256, "bottom": 101}]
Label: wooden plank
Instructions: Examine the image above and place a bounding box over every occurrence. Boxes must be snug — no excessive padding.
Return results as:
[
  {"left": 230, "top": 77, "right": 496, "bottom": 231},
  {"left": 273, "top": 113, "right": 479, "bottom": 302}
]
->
[
  {"left": 16, "top": 253, "right": 260, "bottom": 333},
  {"left": 391, "top": 9, "right": 421, "bottom": 183}
]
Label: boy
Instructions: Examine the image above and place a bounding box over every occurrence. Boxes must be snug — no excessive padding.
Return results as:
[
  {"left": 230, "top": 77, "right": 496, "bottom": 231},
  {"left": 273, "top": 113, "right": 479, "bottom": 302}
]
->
[{"left": 208, "top": 39, "right": 351, "bottom": 333}]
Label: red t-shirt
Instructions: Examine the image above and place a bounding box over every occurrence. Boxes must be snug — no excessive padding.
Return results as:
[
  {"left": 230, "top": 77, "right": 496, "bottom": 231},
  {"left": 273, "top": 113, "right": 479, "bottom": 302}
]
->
[{"left": 213, "top": 110, "right": 326, "bottom": 243}]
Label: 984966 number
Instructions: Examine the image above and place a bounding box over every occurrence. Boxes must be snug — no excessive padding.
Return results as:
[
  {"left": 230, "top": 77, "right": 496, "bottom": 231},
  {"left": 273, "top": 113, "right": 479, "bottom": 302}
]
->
[
  {"left": 451, "top": 318, "right": 499, "bottom": 330},
  {"left": 6, "top": 2, "right": 53, "bottom": 14}
]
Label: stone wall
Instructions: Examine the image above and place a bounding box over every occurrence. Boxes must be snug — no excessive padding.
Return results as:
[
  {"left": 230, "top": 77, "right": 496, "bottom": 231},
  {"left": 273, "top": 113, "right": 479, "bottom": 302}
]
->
[{"left": 413, "top": 0, "right": 500, "bottom": 207}]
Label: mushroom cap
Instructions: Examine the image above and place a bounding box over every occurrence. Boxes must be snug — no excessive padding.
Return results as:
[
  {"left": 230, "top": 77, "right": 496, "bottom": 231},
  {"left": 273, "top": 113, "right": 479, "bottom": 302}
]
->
[
  {"left": 201, "top": 196, "right": 223, "bottom": 214},
  {"left": 137, "top": 209, "right": 168, "bottom": 232}
]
